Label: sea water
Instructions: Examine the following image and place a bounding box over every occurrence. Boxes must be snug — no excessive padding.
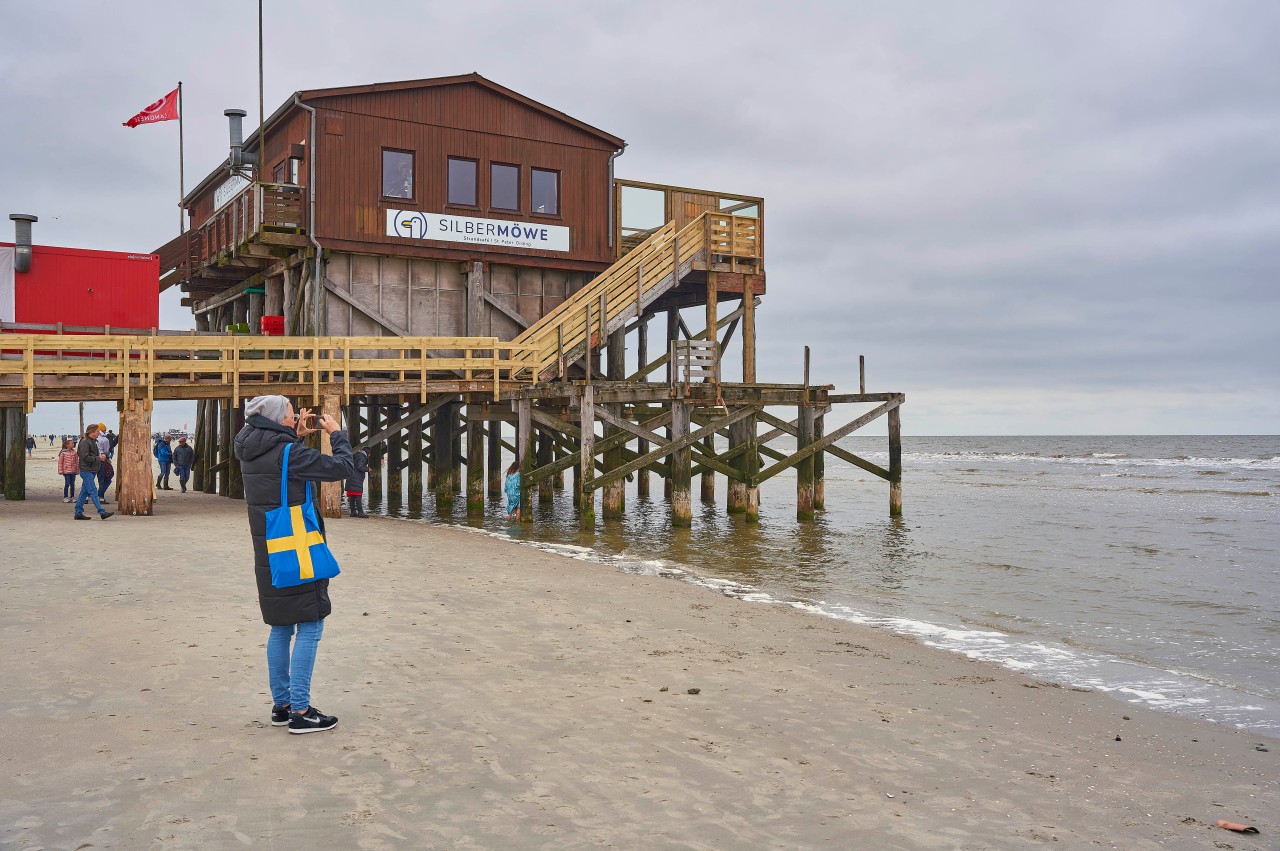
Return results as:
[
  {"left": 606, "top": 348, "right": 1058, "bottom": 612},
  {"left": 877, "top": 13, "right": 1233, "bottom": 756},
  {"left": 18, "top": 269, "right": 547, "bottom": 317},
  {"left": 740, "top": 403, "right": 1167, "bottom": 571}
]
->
[{"left": 375, "top": 435, "right": 1280, "bottom": 736}]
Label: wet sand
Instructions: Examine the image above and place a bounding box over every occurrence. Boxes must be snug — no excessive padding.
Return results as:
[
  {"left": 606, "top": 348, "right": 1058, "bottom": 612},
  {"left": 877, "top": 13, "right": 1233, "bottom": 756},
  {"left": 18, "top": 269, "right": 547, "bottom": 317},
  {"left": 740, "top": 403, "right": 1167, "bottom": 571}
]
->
[{"left": 1, "top": 447, "right": 1273, "bottom": 849}]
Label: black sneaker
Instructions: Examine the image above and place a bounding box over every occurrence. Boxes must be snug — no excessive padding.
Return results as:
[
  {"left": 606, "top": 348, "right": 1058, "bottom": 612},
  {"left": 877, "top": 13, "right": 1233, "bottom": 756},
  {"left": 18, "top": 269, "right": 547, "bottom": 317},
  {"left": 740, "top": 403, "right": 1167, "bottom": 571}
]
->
[
  {"left": 99, "top": 511, "right": 114, "bottom": 519},
  {"left": 288, "top": 707, "right": 338, "bottom": 734},
  {"left": 73, "top": 514, "right": 90, "bottom": 520},
  {"left": 271, "top": 704, "right": 291, "bottom": 726}
]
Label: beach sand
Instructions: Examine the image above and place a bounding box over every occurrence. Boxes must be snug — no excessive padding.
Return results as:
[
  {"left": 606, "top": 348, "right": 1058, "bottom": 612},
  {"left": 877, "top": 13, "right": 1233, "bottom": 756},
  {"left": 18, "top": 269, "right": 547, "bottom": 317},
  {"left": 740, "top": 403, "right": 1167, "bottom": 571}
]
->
[{"left": 1, "top": 446, "right": 1273, "bottom": 849}]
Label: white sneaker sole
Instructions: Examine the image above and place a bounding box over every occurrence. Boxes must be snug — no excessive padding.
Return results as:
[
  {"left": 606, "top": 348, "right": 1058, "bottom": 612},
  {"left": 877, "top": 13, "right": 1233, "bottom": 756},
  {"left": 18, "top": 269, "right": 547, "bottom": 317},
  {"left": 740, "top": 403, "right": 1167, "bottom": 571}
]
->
[{"left": 288, "top": 723, "right": 338, "bottom": 734}]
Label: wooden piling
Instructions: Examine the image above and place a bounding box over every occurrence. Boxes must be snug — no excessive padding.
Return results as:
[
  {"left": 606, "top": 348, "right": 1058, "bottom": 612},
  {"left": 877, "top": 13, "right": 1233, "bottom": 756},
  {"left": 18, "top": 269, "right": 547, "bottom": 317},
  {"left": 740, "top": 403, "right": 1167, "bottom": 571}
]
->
[
  {"left": 636, "top": 315, "right": 650, "bottom": 499},
  {"left": 578, "top": 386, "right": 595, "bottom": 526},
  {"left": 516, "top": 397, "right": 533, "bottom": 521},
  {"left": 387, "top": 402, "right": 403, "bottom": 506},
  {"left": 435, "top": 401, "right": 455, "bottom": 508},
  {"left": 797, "top": 404, "right": 815, "bottom": 521},
  {"left": 203, "top": 399, "right": 219, "bottom": 494},
  {"left": 700, "top": 432, "right": 716, "bottom": 503},
  {"left": 742, "top": 278, "right": 757, "bottom": 383},
  {"left": 744, "top": 412, "right": 760, "bottom": 523},
  {"left": 407, "top": 411, "right": 423, "bottom": 503},
  {"left": 727, "top": 419, "right": 747, "bottom": 513},
  {"left": 466, "top": 411, "right": 484, "bottom": 516},
  {"left": 116, "top": 397, "right": 153, "bottom": 515},
  {"left": 888, "top": 404, "right": 903, "bottom": 516},
  {"left": 537, "top": 430, "right": 554, "bottom": 504},
  {"left": 3, "top": 407, "right": 27, "bottom": 501},
  {"left": 319, "top": 393, "right": 342, "bottom": 518},
  {"left": 366, "top": 400, "right": 383, "bottom": 507},
  {"left": 670, "top": 399, "right": 692, "bottom": 528},
  {"left": 487, "top": 417, "right": 502, "bottom": 499},
  {"left": 451, "top": 403, "right": 463, "bottom": 494},
  {"left": 217, "top": 400, "right": 231, "bottom": 495},
  {"left": 603, "top": 328, "right": 626, "bottom": 519},
  {"left": 192, "top": 399, "right": 207, "bottom": 491},
  {"left": 227, "top": 401, "right": 245, "bottom": 499},
  {"left": 813, "top": 411, "right": 825, "bottom": 511}
]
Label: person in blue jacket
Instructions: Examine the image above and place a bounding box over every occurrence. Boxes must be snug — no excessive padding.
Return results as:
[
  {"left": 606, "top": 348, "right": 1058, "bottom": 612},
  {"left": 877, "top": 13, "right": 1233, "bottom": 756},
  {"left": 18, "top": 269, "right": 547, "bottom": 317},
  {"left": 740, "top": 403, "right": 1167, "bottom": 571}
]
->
[
  {"left": 504, "top": 459, "right": 521, "bottom": 521},
  {"left": 153, "top": 435, "right": 174, "bottom": 490}
]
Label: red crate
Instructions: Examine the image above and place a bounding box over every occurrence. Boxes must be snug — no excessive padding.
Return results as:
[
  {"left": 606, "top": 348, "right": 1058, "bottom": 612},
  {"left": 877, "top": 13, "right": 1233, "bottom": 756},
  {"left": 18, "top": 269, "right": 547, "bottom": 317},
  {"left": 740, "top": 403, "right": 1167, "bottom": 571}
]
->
[{"left": 260, "top": 315, "right": 285, "bottom": 335}]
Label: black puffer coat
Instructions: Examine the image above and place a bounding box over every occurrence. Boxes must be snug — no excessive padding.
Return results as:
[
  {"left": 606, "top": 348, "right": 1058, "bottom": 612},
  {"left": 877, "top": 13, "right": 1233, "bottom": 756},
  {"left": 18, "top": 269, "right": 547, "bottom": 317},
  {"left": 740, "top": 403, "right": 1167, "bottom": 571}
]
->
[
  {"left": 345, "top": 449, "right": 370, "bottom": 493},
  {"left": 233, "top": 414, "right": 356, "bottom": 626}
]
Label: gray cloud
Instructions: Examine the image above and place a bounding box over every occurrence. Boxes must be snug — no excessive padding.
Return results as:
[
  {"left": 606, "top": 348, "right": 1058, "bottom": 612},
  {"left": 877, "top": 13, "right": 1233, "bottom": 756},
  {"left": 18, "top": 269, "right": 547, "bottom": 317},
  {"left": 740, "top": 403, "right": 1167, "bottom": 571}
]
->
[{"left": 4, "top": 0, "right": 1277, "bottom": 434}]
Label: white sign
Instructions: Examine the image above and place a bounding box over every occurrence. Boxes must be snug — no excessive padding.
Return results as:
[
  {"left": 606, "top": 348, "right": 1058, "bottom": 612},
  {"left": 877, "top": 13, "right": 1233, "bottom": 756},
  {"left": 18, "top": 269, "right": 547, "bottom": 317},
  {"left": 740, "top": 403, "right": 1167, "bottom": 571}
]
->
[
  {"left": 213, "top": 173, "right": 252, "bottom": 212},
  {"left": 386, "top": 209, "right": 570, "bottom": 252}
]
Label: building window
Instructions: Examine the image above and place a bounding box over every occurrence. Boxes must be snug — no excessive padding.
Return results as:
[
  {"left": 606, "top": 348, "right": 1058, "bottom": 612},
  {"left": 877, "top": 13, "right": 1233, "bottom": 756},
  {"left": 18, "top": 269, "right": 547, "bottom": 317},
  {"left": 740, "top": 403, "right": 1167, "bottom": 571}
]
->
[
  {"left": 531, "top": 168, "right": 559, "bottom": 216},
  {"left": 448, "top": 157, "right": 478, "bottom": 206},
  {"left": 272, "top": 162, "right": 286, "bottom": 184},
  {"left": 382, "top": 149, "right": 414, "bottom": 200},
  {"left": 490, "top": 163, "right": 520, "bottom": 211}
]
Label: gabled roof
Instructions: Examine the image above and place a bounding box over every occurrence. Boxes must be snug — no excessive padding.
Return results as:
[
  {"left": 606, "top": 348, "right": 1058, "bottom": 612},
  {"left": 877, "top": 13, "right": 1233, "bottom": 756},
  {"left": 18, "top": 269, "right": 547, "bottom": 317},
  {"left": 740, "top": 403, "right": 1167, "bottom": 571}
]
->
[
  {"left": 184, "top": 73, "right": 624, "bottom": 206},
  {"left": 299, "top": 72, "right": 625, "bottom": 149}
]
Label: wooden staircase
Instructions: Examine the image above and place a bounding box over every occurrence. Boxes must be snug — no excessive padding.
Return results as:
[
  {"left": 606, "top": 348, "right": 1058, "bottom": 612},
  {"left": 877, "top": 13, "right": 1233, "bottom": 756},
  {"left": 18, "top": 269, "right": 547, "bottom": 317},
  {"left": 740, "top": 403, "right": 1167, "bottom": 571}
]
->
[{"left": 509, "top": 211, "right": 759, "bottom": 381}]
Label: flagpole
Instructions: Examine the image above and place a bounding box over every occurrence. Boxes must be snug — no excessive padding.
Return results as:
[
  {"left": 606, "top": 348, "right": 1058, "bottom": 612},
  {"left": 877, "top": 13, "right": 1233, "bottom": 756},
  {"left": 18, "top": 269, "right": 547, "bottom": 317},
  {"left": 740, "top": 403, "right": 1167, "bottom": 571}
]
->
[{"left": 178, "top": 81, "right": 185, "bottom": 234}]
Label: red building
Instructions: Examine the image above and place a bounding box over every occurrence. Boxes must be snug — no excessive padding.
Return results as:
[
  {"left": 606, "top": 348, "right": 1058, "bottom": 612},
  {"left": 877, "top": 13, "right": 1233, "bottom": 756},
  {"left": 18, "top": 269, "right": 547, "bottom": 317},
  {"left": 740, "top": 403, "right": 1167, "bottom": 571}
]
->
[{"left": 1, "top": 230, "right": 160, "bottom": 333}]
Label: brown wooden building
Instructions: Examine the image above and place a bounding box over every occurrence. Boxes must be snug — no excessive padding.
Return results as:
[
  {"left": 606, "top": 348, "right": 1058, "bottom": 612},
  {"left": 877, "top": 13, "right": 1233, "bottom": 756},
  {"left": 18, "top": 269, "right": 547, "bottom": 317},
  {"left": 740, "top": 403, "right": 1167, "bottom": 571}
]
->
[{"left": 159, "top": 72, "right": 763, "bottom": 345}]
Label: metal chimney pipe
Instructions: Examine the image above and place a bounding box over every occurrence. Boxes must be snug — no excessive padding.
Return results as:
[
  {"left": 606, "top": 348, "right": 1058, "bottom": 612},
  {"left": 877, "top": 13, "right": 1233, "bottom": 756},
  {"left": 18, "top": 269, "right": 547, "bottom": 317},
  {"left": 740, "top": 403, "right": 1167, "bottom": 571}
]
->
[
  {"left": 225, "top": 108, "right": 247, "bottom": 167},
  {"left": 8, "top": 213, "right": 37, "bottom": 273}
]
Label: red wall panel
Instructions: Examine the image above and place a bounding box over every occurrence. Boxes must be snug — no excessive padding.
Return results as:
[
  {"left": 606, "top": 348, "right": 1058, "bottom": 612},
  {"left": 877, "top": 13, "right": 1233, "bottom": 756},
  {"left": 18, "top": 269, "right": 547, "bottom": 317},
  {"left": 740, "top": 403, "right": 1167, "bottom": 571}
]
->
[{"left": 1, "top": 243, "right": 159, "bottom": 330}]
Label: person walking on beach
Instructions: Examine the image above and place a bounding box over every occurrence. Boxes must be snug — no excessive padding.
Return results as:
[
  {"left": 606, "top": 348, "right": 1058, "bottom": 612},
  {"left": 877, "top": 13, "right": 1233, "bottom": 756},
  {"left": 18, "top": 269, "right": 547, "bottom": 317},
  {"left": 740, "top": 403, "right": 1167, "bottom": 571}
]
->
[
  {"left": 97, "top": 455, "right": 114, "bottom": 504},
  {"left": 105, "top": 429, "right": 118, "bottom": 460},
  {"left": 345, "top": 446, "right": 370, "bottom": 518},
  {"left": 25, "top": 435, "right": 35, "bottom": 459},
  {"left": 74, "top": 425, "right": 113, "bottom": 521},
  {"left": 154, "top": 435, "right": 174, "bottom": 490},
  {"left": 234, "top": 395, "right": 355, "bottom": 734},
  {"left": 172, "top": 436, "right": 195, "bottom": 493},
  {"left": 504, "top": 459, "right": 521, "bottom": 521},
  {"left": 96, "top": 425, "right": 110, "bottom": 462},
  {"left": 57, "top": 438, "right": 78, "bottom": 502}
]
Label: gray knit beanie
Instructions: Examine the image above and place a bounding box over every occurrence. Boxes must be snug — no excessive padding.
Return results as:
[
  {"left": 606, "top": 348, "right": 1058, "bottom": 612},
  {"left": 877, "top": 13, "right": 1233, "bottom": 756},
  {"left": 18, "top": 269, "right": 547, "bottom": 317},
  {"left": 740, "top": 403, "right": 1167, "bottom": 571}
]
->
[{"left": 246, "top": 395, "right": 290, "bottom": 424}]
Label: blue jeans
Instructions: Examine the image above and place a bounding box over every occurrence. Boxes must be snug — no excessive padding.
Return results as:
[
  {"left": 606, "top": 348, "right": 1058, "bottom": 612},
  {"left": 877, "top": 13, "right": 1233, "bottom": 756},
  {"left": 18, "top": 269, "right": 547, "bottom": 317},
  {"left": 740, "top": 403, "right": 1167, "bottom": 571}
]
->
[
  {"left": 157, "top": 460, "right": 172, "bottom": 479},
  {"left": 98, "top": 476, "right": 113, "bottom": 500},
  {"left": 175, "top": 465, "right": 191, "bottom": 486},
  {"left": 74, "top": 472, "right": 104, "bottom": 516},
  {"left": 62, "top": 473, "right": 76, "bottom": 499},
  {"left": 267, "top": 620, "right": 325, "bottom": 712}
]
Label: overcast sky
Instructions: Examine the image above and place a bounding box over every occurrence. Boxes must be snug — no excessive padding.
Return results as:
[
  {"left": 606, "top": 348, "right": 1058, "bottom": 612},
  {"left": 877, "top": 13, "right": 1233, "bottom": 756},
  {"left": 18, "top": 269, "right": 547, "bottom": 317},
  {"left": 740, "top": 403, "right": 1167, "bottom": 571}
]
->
[{"left": 3, "top": 0, "right": 1277, "bottom": 434}]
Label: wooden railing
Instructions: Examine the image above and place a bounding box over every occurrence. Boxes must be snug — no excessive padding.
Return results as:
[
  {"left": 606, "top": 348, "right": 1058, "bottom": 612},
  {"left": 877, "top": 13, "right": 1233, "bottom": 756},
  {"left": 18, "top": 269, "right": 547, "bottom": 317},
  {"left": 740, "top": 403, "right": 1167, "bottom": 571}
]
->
[
  {"left": 157, "top": 182, "right": 306, "bottom": 283},
  {"left": 509, "top": 210, "right": 761, "bottom": 380},
  {"left": 0, "top": 334, "right": 538, "bottom": 410}
]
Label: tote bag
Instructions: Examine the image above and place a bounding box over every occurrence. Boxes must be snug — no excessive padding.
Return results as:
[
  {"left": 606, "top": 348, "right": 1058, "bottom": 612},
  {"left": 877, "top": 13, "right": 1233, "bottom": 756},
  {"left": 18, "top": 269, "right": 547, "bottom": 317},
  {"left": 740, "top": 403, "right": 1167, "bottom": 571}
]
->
[{"left": 265, "top": 443, "right": 341, "bottom": 588}]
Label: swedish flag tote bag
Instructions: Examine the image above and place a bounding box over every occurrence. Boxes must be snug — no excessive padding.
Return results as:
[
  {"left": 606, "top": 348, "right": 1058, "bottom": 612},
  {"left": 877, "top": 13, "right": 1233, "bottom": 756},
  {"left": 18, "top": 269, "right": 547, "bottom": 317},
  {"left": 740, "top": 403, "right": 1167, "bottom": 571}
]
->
[{"left": 265, "top": 443, "right": 341, "bottom": 588}]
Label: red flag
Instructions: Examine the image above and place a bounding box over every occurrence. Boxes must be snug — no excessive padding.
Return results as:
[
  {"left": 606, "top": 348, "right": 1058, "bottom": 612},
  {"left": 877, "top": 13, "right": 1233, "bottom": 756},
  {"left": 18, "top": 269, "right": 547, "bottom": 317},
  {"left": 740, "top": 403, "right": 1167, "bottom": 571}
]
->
[{"left": 123, "top": 87, "right": 180, "bottom": 128}]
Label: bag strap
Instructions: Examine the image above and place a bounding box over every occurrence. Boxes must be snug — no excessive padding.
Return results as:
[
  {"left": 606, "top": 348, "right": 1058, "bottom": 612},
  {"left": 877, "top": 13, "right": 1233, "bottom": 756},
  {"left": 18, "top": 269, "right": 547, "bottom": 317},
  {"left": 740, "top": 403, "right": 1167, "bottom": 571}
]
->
[{"left": 280, "top": 442, "right": 292, "bottom": 508}]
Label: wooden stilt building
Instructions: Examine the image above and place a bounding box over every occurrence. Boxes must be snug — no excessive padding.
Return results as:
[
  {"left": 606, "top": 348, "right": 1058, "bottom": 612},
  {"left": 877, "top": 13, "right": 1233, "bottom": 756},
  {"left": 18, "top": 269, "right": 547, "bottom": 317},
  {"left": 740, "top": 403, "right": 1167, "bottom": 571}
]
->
[{"left": 1, "top": 73, "right": 904, "bottom": 522}]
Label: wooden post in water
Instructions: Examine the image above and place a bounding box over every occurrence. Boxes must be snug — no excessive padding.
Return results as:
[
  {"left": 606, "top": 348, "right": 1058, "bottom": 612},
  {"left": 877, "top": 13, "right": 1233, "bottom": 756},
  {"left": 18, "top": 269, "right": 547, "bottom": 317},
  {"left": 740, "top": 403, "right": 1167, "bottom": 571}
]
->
[
  {"left": 578, "top": 386, "right": 595, "bottom": 527},
  {"left": 603, "top": 328, "right": 626, "bottom": 519},
  {"left": 451, "top": 403, "right": 463, "bottom": 494},
  {"left": 702, "top": 270, "right": 718, "bottom": 504},
  {"left": 670, "top": 399, "right": 692, "bottom": 527},
  {"left": 888, "top": 403, "right": 903, "bottom": 516},
  {"left": 487, "top": 416, "right": 502, "bottom": 499},
  {"left": 797, "top": 403, "right": 815, "bottom": 522},
  {"left": 435, "top": 401, "right": 456, "bottom": 508},
  {"left": 727, "top": 419, "right": 747, "bottom": 513},
  {"left": 636, "top": 315, "right": 650, "bottom": 499},
  {"left": 386, "top": 402, "right": 404, "bottom": 507},
  {"left": 366, "top": 400, "right": 383, "bottom": 507},
  {"left": 700, "top": 432, "right": 716, "bottom": 503},
  {"left": 537, "top": 430, "right": 554, "bottom": 504},
  {"left": 813, "top": 411, "right": 825, "bottom": 511},
  {"left": 664, "top": 309, "right": 679, "bottom": 500},
  {"left": 116, "top": 397, "right": 153, "bottom": 515},
  {"left": 516, "top": 397, "right": 533, "bottom": 522},
  {"left": 407, "top": 411, "right": 424, "bottom": 504},
  {"left": 744, "top": 412, "right": 760, "bottom": 523},
  {"left": 319, "top": 393, "right": 342, "bottom": 518},
  {"left": 466, "top": 410, "right": 484, "bottom": 517},
  {"left": 3, "top": 407, "right": 27, "bottom": 501}
]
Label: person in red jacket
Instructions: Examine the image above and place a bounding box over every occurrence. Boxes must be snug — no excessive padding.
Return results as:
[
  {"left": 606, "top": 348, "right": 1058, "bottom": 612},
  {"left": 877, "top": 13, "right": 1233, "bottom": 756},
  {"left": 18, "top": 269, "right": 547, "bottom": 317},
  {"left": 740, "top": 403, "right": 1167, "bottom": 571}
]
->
[{"left": 56, "top": 438, "right": 78, "bottom": 502}]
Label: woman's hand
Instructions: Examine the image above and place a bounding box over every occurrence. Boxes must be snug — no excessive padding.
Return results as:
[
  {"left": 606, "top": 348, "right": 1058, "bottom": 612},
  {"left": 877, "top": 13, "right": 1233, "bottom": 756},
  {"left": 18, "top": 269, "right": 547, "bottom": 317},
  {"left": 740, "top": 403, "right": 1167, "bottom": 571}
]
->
[
  {"left": 317, "top": 413, "right": 340, "bottom": 435},
  {"left": 295, "top": 408, "right": 316, "bottom": 435}
]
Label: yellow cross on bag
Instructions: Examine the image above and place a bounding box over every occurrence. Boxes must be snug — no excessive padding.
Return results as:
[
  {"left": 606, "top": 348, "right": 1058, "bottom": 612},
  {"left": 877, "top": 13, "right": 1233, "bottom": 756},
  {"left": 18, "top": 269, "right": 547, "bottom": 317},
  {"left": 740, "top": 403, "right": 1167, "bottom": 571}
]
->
[{"left": 266, "top": 505, "right": 326, "bottom": 579}]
